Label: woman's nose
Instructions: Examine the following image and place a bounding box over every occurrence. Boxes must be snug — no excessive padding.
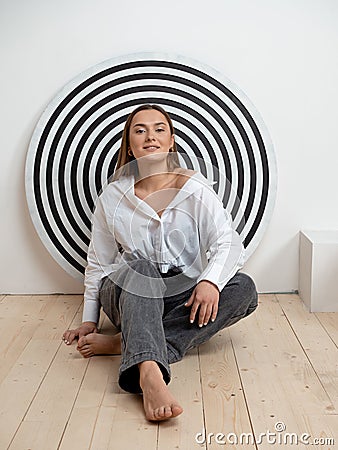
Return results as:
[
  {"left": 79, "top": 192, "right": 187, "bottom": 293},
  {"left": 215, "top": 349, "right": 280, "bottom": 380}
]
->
[
  {"left": 146, "top": 128, "right": 155, "bottom": 141},
  {"left": 146, "top": 130, "right": 155, "bottom": 140}
]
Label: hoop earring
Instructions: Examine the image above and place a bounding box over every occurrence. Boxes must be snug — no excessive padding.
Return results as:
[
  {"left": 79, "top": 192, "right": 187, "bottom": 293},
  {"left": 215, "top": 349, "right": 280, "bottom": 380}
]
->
[{"left": 128, "top": 148, "right": 133, "bottom": 156}]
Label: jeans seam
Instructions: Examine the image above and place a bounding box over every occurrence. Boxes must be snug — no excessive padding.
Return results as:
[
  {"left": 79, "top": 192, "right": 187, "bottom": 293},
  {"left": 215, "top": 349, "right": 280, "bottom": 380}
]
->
[{"left": 166, "top": 343, "right": 181, "bottom": 364}]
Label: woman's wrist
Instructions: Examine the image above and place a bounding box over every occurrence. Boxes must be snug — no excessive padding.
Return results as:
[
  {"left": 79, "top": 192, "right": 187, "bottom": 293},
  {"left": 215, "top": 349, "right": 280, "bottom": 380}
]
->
[
  {"left": 82, "top": 321, "right": 97, "bottom": 329},
  {"left": 198, "top": 279, "right": 219, "bottom": 292}
]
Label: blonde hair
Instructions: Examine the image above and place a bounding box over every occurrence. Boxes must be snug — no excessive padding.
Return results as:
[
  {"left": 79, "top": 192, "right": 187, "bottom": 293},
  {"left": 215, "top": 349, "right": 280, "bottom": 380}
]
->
[{"left": 112, "top": 104, "right": 180, "bottom": 180}]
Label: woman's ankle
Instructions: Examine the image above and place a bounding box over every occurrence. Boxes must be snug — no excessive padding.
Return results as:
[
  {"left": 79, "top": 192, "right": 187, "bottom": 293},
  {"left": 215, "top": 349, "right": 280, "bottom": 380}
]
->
[{"left": 139, "top": 361, "right": 163, "bottom": 384}]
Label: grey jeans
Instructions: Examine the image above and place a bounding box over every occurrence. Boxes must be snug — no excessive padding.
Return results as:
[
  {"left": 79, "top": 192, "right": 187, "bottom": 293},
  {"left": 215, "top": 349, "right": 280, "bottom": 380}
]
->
[{"left": 98, "top": 258, "right": 258, "bottom": 393}]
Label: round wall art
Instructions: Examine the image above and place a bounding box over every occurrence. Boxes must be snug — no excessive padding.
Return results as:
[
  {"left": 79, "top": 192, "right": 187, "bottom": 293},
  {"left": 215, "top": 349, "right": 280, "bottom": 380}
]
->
[{"left": 25, "top": 53, "right": 277, "bottom": 280}]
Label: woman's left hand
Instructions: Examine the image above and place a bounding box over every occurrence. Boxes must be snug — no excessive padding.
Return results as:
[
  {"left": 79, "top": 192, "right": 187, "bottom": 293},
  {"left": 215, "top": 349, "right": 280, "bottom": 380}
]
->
[{"left": 185, "top": 280, "right": 220, "bottom": 327}]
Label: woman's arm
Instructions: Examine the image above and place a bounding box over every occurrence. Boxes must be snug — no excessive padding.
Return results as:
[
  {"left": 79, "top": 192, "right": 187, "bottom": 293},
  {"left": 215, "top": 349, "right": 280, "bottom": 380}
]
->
[
  {"left": 63, "top": 193, "right": 121, "bottom": 344},
  {"left": 196, "top": 186, "right": 245, "bottom": 290},
  {"left": 185, "top": 185, "right": 245, "bottom": 327},
  {"left": 83, "top": 194, "right": 121, "bottom": 324}
]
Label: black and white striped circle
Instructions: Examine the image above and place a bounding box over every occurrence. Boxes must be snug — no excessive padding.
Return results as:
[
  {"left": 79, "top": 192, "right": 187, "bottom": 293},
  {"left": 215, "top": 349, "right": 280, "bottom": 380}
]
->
[{"left": 25, "top": 53, "right": 277, "bottom": 280}]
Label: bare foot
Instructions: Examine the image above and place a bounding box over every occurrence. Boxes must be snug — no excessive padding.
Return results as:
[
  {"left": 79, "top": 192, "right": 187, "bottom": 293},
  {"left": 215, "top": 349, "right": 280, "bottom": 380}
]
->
[
  {"left": 139, "top": 361, "right": 183, "bottom": 421},
  {"left": 77, "top": 333, "right": 121, "bottom": 358}
]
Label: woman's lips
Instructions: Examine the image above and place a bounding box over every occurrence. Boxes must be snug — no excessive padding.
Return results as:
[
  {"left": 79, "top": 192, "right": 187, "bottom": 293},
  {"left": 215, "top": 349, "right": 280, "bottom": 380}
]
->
[{"left": 143, "top": 146, "right": 160, "bottom": 151}]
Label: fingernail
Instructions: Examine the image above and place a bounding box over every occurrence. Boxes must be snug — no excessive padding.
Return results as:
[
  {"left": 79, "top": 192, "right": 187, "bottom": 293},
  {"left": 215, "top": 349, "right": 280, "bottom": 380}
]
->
[
  {"left": 204, "top": 323, "right": 207, "bottom": 326},
  {"left": 211, "top": 319, "right": 215, "bottom": 322},
  {"left": 199, "top": 324, "right": 203, "bottom": 328},
  {"left": 190, "top": 320, "right": 194, "bottom": 324}
]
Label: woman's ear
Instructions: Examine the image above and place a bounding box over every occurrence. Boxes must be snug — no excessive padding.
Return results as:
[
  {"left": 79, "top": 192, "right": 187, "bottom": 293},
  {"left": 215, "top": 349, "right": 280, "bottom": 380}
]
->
[{"left": 171, "top": 134, "right": 175, "bottom": 149}]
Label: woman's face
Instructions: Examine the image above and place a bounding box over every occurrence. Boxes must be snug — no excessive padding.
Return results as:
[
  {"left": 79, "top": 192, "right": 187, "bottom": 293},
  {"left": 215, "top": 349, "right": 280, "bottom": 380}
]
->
[{"left": 128, "top": 109, "right": 174, "bottom": 161}]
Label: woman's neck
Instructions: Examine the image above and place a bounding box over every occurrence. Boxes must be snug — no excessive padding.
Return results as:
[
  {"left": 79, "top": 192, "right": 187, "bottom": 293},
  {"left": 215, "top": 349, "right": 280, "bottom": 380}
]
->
[
  {"left": 136, "top": 159, "right": 175, "bottom": 192},
  {"left": 136, "top": 172, "right": 177, "bottom": 192}
]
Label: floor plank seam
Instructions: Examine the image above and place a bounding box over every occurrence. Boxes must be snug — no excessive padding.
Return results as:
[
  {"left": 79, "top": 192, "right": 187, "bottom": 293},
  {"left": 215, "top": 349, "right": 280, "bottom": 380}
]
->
[
  {"left": 9, "top": 297, "right": 84, "bottom": 449},
  {"left": 88, "top": 358, "right": 118, "bottom": 450},
  {"left": 229, "top": 332, "right": 259, "bottom": 450},
  {"left": 58, "top": 299, "right": 91, "bottom": 449},
  {"left": 276, "top": 296, "right": 336, "bottom": 411},
  {"left": 88, "top": 361, "right": 104, "bottom": 450},
  {"left": 6, "top": 295, "right": 75, "bottom": 448},
  {"left": 197, "top": 347, "right": 209, "bottom": 450},
  {"left": 155, "top": 422, "right": 160, "bottom": 450},
  {"left": 58, "top": 358, "right": 91, "bottom": 450},
  {"left": 7, "top": 339, "right": 63, "bottom": 449},
  {"left": 314, "top": 313, "right": 338, "bottom": 350}
]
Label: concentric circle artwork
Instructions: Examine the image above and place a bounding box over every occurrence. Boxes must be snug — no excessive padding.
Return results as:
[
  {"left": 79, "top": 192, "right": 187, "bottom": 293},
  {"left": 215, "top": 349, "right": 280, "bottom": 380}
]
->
[{"left": 25, "top": 53, "right": 277, "bottom": 280}]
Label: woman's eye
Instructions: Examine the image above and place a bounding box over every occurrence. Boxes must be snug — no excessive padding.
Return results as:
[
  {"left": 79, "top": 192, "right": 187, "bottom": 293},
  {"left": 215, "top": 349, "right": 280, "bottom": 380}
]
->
[
  {"left": 136, "top": 129, "right": 145, "bottom": 134},
  {"left": 156, "top": 128, "right": 165, "bottom": 132}
]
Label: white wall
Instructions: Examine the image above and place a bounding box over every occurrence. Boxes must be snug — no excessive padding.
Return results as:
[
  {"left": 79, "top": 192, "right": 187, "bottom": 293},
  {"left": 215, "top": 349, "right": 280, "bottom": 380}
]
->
[{"left": 1, "top": 0, "right": 337, "bottom": 294}]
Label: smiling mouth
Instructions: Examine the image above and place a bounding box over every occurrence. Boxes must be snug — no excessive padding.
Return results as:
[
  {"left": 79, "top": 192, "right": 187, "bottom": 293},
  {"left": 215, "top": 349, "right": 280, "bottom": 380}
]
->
[{"left": 143, "top": 146, "right": 160, "bottom": 151}]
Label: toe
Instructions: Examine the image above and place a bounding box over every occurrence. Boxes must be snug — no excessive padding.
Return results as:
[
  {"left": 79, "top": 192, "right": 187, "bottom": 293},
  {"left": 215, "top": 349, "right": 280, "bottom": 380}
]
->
[
  {"left": 78, "top": 345, "right": 92, "bottom": 358},
  {"left": 164, "top": 405, "right": 173, "bottom": 418},
  {"left": 171, "top": 404, "right": 183, "bottom": 418},
  {"left": 77, "top": 336, "right": 87, "bottom": 348},
  {"left": 146, "top": 409, "right": 157, "bottom": 421},
  {"left": 155, "top": 406, "right": 164, "bottom": 420},
  {"left": 81, "top": 350, "right": 93, "bottom": 358}
]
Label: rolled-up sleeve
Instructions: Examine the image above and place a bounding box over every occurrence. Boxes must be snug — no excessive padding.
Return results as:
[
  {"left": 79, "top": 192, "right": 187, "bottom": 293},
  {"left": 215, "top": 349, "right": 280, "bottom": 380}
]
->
[{"left": 196, "top": 187, "right": 245, "bottom": 291}]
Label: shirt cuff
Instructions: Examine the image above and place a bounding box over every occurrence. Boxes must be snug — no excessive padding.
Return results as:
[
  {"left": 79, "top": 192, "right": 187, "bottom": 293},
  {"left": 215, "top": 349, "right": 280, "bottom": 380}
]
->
[
  {"left": 196, "top": 262, "right": 240, "bottom": 292},
  {"left": 82, "top": 299, "right": 100, "bottom": 324}
]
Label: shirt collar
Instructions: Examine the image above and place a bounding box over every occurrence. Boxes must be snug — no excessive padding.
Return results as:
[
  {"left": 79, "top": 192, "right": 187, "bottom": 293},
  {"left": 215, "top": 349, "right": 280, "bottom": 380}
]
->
[{"left": 111, "top": 170, "right": 216, "bottom": 218}]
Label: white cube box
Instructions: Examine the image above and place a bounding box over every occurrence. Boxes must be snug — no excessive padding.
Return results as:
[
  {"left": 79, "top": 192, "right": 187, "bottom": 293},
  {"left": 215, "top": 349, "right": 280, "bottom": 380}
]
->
[{"left": 299, "top": 230, "right": 338, "bottom": 312}]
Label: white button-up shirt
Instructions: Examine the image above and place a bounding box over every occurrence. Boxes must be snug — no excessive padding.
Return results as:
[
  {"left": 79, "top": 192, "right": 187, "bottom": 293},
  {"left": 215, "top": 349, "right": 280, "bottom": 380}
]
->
[{"left": 83, "top": 171, "right": 245, "bottom": 323}]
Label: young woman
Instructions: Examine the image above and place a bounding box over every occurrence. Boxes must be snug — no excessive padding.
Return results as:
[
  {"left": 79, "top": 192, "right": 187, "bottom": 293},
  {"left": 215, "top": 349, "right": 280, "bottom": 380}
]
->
[{"left": 62, "top": 104, "right": 257, "bottom": 422}]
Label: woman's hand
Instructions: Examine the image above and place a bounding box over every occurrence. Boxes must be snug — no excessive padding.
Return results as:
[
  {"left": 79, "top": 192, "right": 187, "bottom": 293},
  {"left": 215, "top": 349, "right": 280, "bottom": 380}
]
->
[
  {"left": 185, "top": 280, "right": 220, "bottom": 327},
  {"left": 62, "top": 321, "right": 98, "bottom": 345}
]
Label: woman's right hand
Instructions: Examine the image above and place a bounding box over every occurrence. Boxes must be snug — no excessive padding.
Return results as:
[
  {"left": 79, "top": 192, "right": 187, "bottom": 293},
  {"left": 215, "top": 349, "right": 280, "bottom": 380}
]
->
[{"left": 62, "top": 321, "right": 98, "bottom": 345}]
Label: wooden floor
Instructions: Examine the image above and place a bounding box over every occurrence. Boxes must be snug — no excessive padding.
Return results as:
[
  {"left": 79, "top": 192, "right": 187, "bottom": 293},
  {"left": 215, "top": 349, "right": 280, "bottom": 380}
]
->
[{"left": 0, "top": 294, "right": 337, "bottom": 450}]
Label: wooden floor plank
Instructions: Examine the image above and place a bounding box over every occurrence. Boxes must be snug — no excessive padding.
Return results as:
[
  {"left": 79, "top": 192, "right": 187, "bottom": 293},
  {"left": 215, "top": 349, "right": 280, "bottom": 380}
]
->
[
  {"left": 59, "top": 356, "right": 120, "bottom": 450},
  {"left": 102, "top": 414, "right": 158, "bottom": 450},
  {"left": 59, "top": 313, "right": 119, "bottom": 449},
  {"left": 198, "top": 329, "right": 255, "bottom": 450},
  {"left": 90, "top": 387, "right": 158, "bottom": 450},
  {"left": 1, "top": 338, "right": 62, "bottom": 450},
  {"left": 1, "top": 294, "right": 336, "bottom": 450},
  {"left": 158, "top": 349, "right": 206, "bottom": 450},
  {"left": 89, "top": 326, "right": 158, "bottom": 449},
  {"left": 5, "top": 296, "right": 83, "bottom": 450},
  {"left": 229, "top": 294, "right": 336, "bottom": 449},
  {"left": 277, "top": 294, "right": 338, "bottom": 412},
  {"left": 314, "top": 312, "right": 338, "bottom": 348},
  {"left": 0, "top": 295, "right": 53, "bottom": 384},
  {"left": 0, "top": 295, "right": 52, "bottom": 317},
  {"left": 63, "top": 332, "right": 205, "bottom": 449},
  {"left": 32, "top": 295, "right": 83, "bottom": 340},
  {"left": 9, "top": 350, "right": 87, "bottom": 450}
]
